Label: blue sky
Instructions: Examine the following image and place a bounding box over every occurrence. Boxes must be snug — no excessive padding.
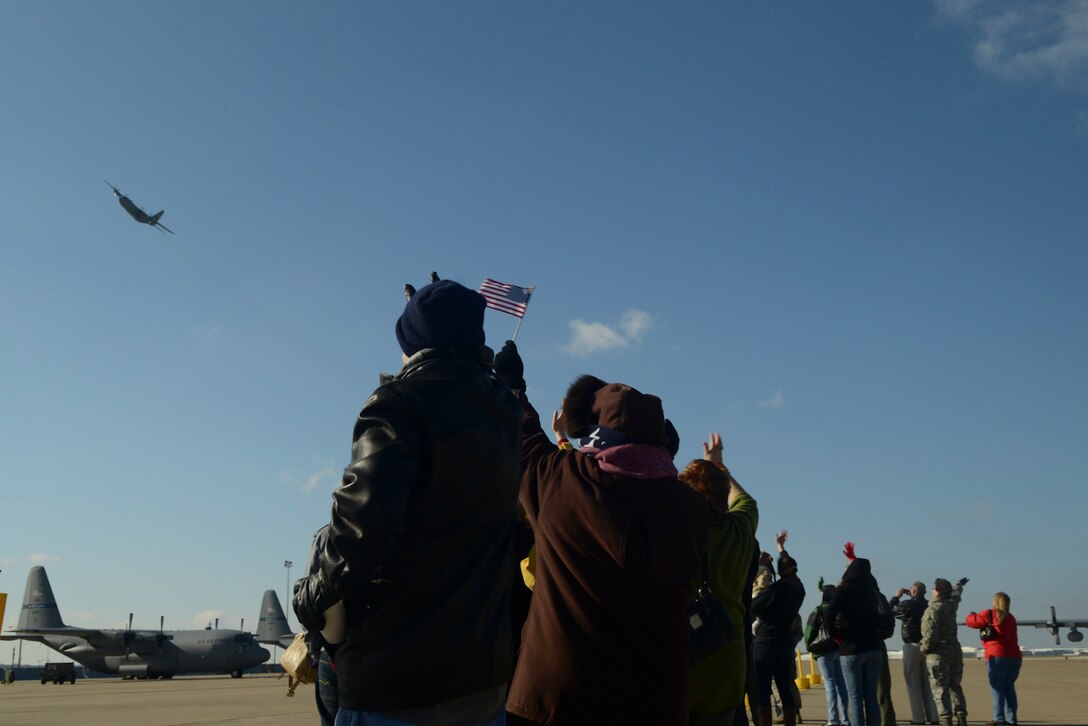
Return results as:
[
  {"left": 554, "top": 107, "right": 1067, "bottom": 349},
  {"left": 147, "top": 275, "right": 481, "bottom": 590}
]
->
[{"left": 3, "top": 2, "right": 1087, "bottom": 664}]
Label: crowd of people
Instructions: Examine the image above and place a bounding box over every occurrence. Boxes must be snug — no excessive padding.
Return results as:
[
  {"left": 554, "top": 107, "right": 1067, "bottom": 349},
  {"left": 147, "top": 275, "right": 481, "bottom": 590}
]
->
[{"left": 290, "top": 278, "right": 1022, "bottom": 726}]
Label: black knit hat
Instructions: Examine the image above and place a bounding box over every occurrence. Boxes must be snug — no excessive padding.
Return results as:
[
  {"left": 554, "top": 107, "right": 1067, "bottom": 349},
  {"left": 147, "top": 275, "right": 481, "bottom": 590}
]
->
[{"left": 395, "top": 280, "right": 486, "bottom": 356}]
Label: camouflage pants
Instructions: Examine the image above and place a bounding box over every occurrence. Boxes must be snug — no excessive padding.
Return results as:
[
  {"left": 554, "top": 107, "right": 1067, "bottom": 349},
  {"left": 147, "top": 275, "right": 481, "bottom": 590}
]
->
[{"left": 925, "top": 653, "right": 966, "bottom": 720}]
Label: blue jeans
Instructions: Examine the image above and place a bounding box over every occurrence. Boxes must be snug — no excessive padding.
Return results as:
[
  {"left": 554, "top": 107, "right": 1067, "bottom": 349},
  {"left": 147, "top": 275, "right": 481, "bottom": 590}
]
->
[
  {"left": 840, "top": 649, "right": 882, "bottom": 726},
  {"left": 315, "top": 652, "right": 338, "bottom": 726},
  {"left": 987, "top": 656, "right": 1021, "bottom": 723},
  {"left": 817, "top": 652, "right": 849, "bottom": 725}
]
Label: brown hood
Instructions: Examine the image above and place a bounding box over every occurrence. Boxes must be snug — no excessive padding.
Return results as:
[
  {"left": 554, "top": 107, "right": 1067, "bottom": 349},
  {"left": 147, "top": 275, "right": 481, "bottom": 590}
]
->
[{"left": 591, "top": 383, "right": 668, "bottom": 447}]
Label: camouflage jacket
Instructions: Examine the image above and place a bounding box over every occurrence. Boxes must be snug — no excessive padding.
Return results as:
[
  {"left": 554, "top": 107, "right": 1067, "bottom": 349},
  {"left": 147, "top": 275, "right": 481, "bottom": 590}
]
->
[{"left": 920, "top": 587, "right": 962, "bottom": 657}]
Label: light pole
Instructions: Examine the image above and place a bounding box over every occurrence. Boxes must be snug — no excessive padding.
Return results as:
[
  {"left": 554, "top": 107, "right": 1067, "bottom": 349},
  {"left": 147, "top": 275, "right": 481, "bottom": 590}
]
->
[{"left": 284, "top": 560, "right": 293, "bottom": 628}]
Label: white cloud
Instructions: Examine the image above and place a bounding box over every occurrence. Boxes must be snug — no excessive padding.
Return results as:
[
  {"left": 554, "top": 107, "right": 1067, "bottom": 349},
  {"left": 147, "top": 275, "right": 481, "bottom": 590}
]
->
[
  {"left": 758, "top": 387, "right": 785, "bottom": 410},
  {"left": 936, "top": 0, "right": 1088, "bottom": 89},
  {"left": 281, "top": 462, "right": 339, "bottom": 493},
  {"left": 28, "top": 553, "right": 61, "bottom": 564},
  {"left": 192, "top": 325, "right": 224, "bottom": 339},
  {"left": 619, "top": 310, "right": 653, "bottom": 341},
  {"left": 562, "top": 309, "right": 654, "bottom": 357},
  {"left": 966, "top": 499, "right": 996, "bottom": 519},
  {"left": 192, "top": 610, "right": 225, "bottom": 629}
]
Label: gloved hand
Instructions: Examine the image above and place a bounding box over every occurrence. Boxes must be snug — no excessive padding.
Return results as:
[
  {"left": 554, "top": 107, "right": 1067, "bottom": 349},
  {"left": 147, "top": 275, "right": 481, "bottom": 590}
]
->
[
  {"left": 293, "top": 573, "right": 339, "bottom": 634},
  {"left": 956, "top": 577, "right": 969, "bottom": 588},
  {"left": 494, "top": 340, "right": 526, "bottom": 390}
]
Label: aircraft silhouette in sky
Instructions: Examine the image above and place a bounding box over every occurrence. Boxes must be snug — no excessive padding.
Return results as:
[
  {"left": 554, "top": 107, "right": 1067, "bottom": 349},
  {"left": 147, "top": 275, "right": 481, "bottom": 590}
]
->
[{"left": 105, "top": 180, "right": 174, "bottom": 234}]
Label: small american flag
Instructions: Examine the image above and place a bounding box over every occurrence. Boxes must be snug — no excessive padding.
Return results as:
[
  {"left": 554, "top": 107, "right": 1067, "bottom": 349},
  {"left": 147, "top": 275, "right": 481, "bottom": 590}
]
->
[{"left": 478, "top": 278, "right": 534, "bottom": 318}]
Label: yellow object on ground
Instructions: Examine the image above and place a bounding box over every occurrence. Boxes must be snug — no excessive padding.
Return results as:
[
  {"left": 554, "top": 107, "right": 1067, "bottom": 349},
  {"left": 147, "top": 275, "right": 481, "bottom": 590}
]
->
[
  {"left": 794, "top": 648, "right": 810, "bottom": 689},
  {"left": 808, "top": 652, "right": 821, "bottom": 685}
]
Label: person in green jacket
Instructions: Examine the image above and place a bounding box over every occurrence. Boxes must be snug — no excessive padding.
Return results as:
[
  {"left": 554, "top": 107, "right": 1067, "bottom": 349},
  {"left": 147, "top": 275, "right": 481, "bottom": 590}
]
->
[{"left": 679, "top": 433, "right": 759, "bottom": 726}]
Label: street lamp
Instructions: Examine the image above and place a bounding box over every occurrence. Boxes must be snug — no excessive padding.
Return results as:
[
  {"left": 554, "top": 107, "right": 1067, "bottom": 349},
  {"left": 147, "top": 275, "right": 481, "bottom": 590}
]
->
[{"left": 284, "top": 560, "right": 293, "bottom": 628}]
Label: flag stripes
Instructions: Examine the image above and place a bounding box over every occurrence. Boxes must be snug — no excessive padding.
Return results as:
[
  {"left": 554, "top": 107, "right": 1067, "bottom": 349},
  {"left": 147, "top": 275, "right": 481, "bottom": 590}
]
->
[{"left": 478, "top": 278, "right": 533, "bottom": 318}]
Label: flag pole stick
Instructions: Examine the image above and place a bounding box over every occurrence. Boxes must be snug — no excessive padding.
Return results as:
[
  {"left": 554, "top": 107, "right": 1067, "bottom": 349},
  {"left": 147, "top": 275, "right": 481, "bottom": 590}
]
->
[{"left": 511, "top": 285, "right": 535, "bottom": 341}]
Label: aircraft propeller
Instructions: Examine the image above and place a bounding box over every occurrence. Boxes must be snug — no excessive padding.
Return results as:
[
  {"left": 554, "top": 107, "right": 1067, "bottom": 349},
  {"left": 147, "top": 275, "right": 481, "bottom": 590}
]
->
[
  {"left": 155, "top": 615, "right": 171, "bottom": 648},
  {"left": 121, "top": 612, "right": 137, "bottom": 653}
]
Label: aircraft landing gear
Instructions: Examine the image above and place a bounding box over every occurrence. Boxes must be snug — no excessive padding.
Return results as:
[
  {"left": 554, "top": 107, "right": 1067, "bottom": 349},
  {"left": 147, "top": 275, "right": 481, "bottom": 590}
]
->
[{"left": 230, "top": 669, "right": 243, "bottom": 679}]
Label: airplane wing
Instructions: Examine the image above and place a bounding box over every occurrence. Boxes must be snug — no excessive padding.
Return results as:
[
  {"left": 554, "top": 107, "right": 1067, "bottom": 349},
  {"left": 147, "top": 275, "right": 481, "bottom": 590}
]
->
[
  {"left": 4, "top": 626, "right": 117, "bottom": 649},
  {"left": 1016, "top": 607, "right": 1088, "bottom": 644},
  {"left": 3, "top": 626, "right": 171, "bottom": 650}
]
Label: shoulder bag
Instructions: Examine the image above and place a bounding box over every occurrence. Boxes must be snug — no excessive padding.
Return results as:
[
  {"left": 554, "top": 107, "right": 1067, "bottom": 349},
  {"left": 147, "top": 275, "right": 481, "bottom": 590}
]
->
[
  {"left": 688, "top": 554, "right": 736, "bottom": 666},
  {"left": 279, "top": 632, "right": 316, "bottom": 697},
  {"left": 808, "top": 608, "right": 837, "bottom": 656}
]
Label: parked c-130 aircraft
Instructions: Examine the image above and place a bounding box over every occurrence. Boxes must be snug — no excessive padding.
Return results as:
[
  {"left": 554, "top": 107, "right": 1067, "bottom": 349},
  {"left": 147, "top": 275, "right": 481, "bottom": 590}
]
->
[{"left": 0, "top": 567, "right": 269, "bottom": 679}]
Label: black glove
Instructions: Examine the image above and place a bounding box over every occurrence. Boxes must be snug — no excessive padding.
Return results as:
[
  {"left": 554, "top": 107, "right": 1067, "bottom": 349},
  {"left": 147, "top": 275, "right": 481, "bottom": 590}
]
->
[
  {"left": 956, "top": 577, "right": 969, "bottom": 588},
  {"left": 494, "top": 340, "right": 526, "bottom": 390},
  {"left": 293, "top": 573, "right": 339, "bottom": 634}
]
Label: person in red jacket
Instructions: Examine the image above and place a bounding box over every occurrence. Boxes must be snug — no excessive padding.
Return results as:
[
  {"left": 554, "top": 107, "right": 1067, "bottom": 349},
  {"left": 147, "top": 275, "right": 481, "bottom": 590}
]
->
[{"left": 966, "top": 592, "right": 1022, "bottom": 725}]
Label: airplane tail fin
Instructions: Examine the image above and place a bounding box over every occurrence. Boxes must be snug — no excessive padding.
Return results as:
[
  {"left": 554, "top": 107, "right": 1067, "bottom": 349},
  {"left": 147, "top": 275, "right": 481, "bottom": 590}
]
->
[
  {"left": 255, "top": 590, "right": 293, "bottom": 645},
  {"left": 149, "top": 211, "right": 164, "bottom": 225},
  {"left": 17, "top": 566, "right": 66, "bottom": 630}
]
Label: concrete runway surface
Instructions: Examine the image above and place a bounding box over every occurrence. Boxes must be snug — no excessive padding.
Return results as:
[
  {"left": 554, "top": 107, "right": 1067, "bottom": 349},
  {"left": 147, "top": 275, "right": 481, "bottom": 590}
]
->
[{"left": 0, "top": 658, "right": 1085, "bottom": 725}]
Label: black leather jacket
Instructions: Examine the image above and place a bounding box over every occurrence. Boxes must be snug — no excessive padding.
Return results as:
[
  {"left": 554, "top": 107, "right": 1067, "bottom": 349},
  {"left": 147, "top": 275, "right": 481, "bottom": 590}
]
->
[
  {"left": 890, "top": 594, "right": 928, "bottom": 644},
  {"left": 320, "top": 346, "right": 523, "bottom": 711}
]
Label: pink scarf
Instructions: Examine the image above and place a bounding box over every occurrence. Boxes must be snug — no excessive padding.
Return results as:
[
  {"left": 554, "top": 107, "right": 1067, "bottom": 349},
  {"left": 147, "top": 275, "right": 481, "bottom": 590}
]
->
[{"left": 582, "top": 443, "right": 678, "bottom": 480}]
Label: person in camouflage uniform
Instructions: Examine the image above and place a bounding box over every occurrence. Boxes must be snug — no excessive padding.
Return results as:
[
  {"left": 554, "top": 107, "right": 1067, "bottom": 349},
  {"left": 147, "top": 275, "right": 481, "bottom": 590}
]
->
[{"left": 919, "top": 577, "right": 969, "bottom": 726}]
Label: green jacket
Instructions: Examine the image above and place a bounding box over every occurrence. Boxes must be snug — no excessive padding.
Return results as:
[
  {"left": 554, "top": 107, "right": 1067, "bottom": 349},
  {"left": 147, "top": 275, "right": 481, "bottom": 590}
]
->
[{"left": 688, "top": 490, "right": 759, "bottom": 716}]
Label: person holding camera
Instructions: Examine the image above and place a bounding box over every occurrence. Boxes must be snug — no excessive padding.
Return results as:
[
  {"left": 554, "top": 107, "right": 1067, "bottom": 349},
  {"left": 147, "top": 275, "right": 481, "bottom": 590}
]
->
[{"left": 891, "top": 582, "right": 940, "bottom": 724}]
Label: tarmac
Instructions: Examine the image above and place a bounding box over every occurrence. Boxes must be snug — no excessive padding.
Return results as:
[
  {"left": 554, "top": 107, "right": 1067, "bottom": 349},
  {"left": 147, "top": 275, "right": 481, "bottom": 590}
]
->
[{"left": 0, "top": 657, "right": 1084, "bottom": 725}]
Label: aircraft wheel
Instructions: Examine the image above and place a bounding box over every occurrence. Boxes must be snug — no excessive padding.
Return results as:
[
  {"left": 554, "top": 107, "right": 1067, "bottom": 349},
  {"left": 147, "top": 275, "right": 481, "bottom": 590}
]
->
[
  {"left": 231, "top": 669, "right": 243, "bottom": 679},
  {"left": 41, "top": 679, "right": 47, "bottom": 685}
]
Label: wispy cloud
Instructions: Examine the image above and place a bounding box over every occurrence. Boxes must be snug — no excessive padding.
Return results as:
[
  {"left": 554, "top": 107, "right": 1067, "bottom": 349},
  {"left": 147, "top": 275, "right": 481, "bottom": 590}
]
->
[
  {"left": 192, "top": 325, "right": 224, "bottom": 339},
  {"left": 758, "top": 387, "right": 785, "bottom": 410},
  {"left": 281, "top": 461, "right": 339, "bottom": 493},
  {"left": 192, "top": 610, "right": 225, "bottom": 629},
  {"left": 562, "top": 309, "right": 654, "bottom": 357},
  {"left": 935, "top": 0, "right": 1088, "bottom": 90},
  {"left": 28, "top": 553, "right": 61, "bottom": 564},
  {"left": 932, "top": 499, "right": 996, "bottom": 522}
]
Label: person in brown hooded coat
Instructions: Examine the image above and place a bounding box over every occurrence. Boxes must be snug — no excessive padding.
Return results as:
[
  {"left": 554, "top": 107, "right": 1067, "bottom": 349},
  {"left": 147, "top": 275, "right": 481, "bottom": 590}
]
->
[{"left": 495, "top": 341, "right": 711, "bottom": 726}]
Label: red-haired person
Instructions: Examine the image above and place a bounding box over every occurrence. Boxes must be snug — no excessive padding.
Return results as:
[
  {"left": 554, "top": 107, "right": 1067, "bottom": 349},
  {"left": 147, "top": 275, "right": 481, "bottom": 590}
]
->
[
  {"left": 966, "top": 592, "right": 1022, "bottom": 725},
  {"left": 678, "top": 433, "right": 759, "bottom": 726}
]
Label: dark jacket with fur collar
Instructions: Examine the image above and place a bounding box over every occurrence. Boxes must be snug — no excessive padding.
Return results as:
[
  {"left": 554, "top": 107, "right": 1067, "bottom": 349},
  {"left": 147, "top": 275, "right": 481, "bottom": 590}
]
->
[{"left": 506, "top": 383, "right": 710, "bottom": 726}]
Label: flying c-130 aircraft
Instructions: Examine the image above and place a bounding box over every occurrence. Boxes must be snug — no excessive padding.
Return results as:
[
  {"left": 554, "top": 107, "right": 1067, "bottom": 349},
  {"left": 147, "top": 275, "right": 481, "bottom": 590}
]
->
[
  {"left": 0, "top": 567, "right": 269, "bottom": 679},
  {"left": 104, "top": 180, "right": 174, "bottom": 234}
]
